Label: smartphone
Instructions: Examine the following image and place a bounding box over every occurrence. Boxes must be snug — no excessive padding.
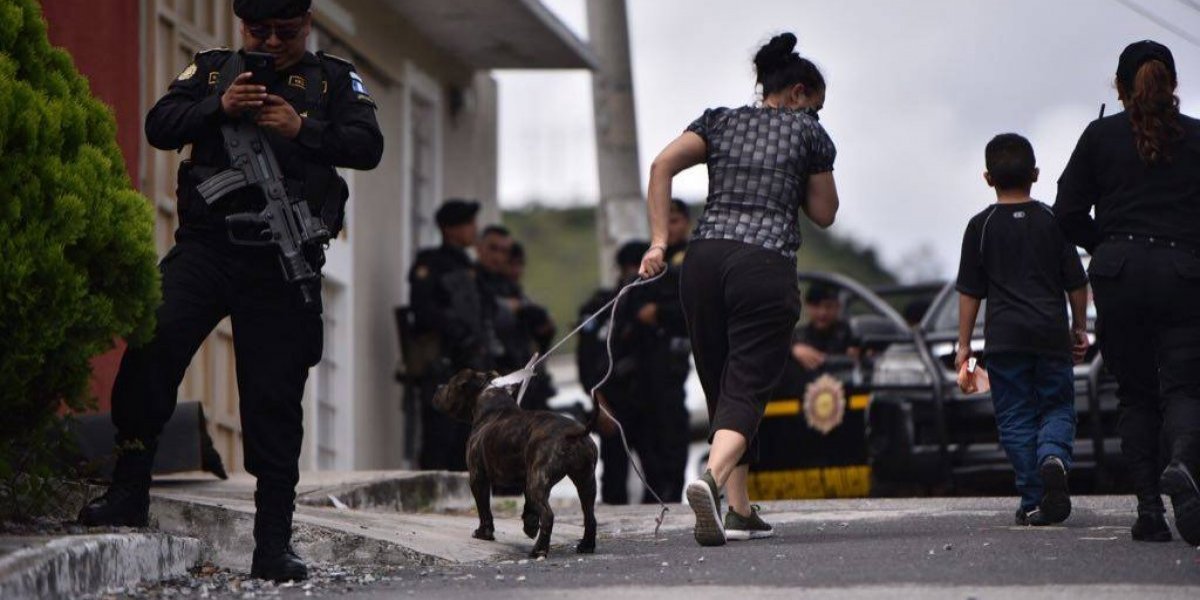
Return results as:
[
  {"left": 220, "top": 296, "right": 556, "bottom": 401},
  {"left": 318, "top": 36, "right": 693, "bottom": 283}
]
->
[{"left": 244, "top": 51, "right": 276, "bottom": 86}]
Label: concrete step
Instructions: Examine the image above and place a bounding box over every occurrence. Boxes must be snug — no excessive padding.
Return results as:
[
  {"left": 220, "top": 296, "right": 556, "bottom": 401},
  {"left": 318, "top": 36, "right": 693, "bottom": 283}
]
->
[
  {"left": 0, "top": 534, "right": 200, "bottom": 599},
  {"left": 153, "top": 470, "right": 476, "bottom": 513},
  {"left": 150, "top": 490, "right": 587, "bottom": 570}
]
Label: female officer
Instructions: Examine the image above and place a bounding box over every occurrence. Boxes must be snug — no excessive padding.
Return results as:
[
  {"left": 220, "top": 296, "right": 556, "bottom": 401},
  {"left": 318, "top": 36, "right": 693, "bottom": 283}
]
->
[
  {"left": 639, "top": 32, "right": 839, "bottom": 546},
  {"left": 1055, "top": 40, "right": 1200, "bottom": 546}
]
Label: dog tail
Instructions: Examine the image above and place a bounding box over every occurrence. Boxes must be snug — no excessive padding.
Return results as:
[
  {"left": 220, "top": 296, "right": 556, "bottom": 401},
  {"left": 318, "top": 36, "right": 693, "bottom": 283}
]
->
[{"left": 584, "top": 401, "right": 601, "bottom": 435}]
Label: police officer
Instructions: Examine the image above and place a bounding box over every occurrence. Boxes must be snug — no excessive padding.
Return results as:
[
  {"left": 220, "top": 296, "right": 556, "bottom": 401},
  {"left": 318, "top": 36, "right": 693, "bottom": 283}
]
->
[
  {"left": 578, "top": 241, "right": 652, "bottom": 504},
  {"left": 77, "top": 0, "right": 383, "bottom": 582},
  {"left": 408, "top": 200, "right": 492, "bottom": 471},
  {"left": 626, "top": 199, "right": 692, "bottom": 503},
  {"left": 790, "top": 284, "right": 860, "bottom": 373},
  {"left": 476, "top": 226, "right": 556, "bottom": 411},
  {"left": 1055, "top": 40, "right": 1200, "bottom": 546}
]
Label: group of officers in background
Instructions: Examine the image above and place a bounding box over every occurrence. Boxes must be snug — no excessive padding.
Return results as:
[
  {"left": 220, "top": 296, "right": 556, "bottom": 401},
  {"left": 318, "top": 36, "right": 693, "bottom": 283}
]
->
[
  {"left": 404, "top": 199, "right": 557, "bottom": 471},
  {"left": 403, "top": 197, "right": 695, "bottom": 505}
]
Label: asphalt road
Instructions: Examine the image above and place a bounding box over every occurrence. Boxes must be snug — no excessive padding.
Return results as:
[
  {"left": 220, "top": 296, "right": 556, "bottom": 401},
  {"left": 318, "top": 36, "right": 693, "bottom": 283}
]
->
[{"left": 330, "top": 498, "right": 1200, "bottom": 600}]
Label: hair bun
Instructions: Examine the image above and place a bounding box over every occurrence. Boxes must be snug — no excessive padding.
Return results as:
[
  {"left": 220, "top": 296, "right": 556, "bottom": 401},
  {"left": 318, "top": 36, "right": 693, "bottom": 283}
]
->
[{"left": 755, "top": 32, "right": 798, "bottom": 75}]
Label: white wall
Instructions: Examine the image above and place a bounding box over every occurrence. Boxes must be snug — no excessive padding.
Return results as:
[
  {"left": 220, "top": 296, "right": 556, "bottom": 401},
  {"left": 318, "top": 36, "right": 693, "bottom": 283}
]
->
[{"left": 310, "top": 2, "right": 502, "bottom": 470}]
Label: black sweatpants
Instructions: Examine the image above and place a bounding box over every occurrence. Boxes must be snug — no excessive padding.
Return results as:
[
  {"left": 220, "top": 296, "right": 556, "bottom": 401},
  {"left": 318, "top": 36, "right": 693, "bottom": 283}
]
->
[
  {"left": 679, "top": 239, "right": 801, "bottom": 466},
  {"left": 111, "top": 239, "right": 323, "bottom": 495},
  {"left": 1090, "top": 240, "right": 1200, "bottom": 512}
]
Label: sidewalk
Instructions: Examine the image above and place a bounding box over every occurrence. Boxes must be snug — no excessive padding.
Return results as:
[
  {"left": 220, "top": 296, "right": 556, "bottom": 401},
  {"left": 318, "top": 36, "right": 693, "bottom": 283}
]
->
[
  {"left": 3, "top": 471, "right": 1191, "bottom": 598},
  {"left": 148, "top": 471, "right": 585, "bottom": 569}
]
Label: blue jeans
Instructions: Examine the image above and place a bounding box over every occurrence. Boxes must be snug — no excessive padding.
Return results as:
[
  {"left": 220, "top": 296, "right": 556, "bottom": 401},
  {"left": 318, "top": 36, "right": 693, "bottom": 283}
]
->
[{"left": 987, "top": 352, "right": 1077, "bottom": 511}]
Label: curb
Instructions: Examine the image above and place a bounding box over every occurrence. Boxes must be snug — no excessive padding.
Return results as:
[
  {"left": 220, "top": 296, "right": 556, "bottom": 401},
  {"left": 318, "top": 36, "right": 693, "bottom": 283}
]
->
[
  {"left": 0, "top": 534, "right": 200, "bottom": 599},
  {"left": 150, "top": 494, "right": 448, "bottom": 570}
]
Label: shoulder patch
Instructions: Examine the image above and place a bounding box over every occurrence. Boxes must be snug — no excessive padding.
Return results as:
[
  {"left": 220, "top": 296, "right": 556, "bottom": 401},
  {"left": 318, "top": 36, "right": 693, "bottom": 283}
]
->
[
  {"left": 318, "top": 51, "right": 355, "bottom": 68},
  {"left": 194, "top": 47, "right": 231, "bottom": 59},
  {"left": 176, "top": 63, "right": 198, "bottom": 81}
]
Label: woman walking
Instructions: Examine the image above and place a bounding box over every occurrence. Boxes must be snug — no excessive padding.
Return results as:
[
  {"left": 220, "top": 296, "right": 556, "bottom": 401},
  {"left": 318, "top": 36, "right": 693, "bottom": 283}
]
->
[
  {"left": 1054, "top": 40, "right": 1200, "bottom": 546},
  {"left": 639, "top": 32, "right": 840, "bottom": 546}
]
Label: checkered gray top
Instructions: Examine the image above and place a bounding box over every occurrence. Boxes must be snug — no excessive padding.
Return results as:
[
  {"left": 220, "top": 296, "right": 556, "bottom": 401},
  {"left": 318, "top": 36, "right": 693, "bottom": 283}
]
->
[{"left": 687, "top": 106, "right": 836, "bottom": 258}]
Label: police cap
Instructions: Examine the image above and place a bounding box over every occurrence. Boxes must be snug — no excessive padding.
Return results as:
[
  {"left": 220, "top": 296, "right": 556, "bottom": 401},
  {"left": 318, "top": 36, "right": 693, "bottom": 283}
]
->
[
  {"left": 616, "top": 240, "right": 650, "bottom": 268},
  {"left": 233, "top": 0, "right": 312, "bottom": 21},
  {"left": 435, "top": 199, "right": 480, "bottom": 228},
  {"left": 805, "top": 284, "right": 840, "bottom": 304},
  {"left": 1117, "top": 40, "right": 1176, "bottom": 92}
]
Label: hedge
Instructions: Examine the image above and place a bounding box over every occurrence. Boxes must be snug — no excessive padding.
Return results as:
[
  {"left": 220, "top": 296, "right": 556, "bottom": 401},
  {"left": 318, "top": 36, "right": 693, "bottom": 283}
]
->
[{"left": 0, "top": 0, "right": 158, "bottom": 447}]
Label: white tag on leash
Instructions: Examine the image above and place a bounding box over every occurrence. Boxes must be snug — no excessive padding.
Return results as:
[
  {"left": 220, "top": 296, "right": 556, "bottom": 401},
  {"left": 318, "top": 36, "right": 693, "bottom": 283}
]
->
[
  {"left": 488, "top": 369, "right": 532, "bottom": 389},
  {"left": 486, "top": 352, "right": 540, "bottom": 407}
]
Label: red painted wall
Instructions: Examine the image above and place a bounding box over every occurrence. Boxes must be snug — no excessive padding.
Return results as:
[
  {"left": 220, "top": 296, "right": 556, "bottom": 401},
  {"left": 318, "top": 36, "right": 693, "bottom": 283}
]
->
[{"left": 41, "top": 0, "right": 143, "bottom": 411}]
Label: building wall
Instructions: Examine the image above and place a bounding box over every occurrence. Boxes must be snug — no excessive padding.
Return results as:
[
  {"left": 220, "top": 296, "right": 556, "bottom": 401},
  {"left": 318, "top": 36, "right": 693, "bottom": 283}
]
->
[
  {"left": 41, "top": 0, "right": 142, "bottom": 412},
  {"left": 312, "top": 1, "right": 499, "bottom": 469},
  {"left": 443, "top": 72, "right": 500, "bottom": 224}
]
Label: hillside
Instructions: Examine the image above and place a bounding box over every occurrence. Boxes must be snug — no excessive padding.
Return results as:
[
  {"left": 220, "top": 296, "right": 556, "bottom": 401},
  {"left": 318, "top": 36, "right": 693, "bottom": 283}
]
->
[{"left": 502, "top": 204, "right": 897, "bottom": 340}]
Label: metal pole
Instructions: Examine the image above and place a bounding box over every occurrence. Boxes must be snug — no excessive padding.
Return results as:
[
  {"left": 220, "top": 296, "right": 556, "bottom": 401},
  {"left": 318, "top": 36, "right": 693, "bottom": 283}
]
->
[{"left": 587, "top": 0, "right": 646, "bottom": 283}]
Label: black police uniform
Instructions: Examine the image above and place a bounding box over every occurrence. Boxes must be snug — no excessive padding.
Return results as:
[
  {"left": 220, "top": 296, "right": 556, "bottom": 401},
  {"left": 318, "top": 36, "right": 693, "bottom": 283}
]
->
[
  {"left": 577, "top": 277, "right": 650, "bottom": 504},
  {"left": 408, "top": 243, "right": 494, "bottom": 471},
  {"left": 1054, "top": 44, "right": 1200, "bottom": 534},
  {"left": 479, "top": 268, "right": 557, "bottom": 412},
  {"left": 79, "top": 25, "right": 384, "bottom": 581},
  {"left": 625, "top": 242, "right": 691, "bottom": 503}
]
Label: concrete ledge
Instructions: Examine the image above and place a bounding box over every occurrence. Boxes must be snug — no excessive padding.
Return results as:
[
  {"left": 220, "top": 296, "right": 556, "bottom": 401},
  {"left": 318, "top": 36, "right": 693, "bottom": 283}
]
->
[
  {"left": 150, "top": 494, "right": 446, "bottom": 570},
  {"left": 294, "top": 471, "right": 473, "bottom": 513},
  {"left": 149, "top": 491, "right": 584, "bottom": 569},
  {"left": 0, "top": 534, "right": 200, "bottom": 600}
]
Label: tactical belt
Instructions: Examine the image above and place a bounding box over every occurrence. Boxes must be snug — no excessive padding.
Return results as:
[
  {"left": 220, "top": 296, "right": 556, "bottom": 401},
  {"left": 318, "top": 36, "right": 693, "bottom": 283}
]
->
[{"left": 1106, "top": 233, "right": 1200, "bottom": 255}]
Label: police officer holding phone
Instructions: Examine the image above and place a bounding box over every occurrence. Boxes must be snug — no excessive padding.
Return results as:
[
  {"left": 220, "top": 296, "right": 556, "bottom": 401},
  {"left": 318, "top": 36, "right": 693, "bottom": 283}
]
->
[{"left": 78, "top": 0, "right": 383, "bottom": 582}]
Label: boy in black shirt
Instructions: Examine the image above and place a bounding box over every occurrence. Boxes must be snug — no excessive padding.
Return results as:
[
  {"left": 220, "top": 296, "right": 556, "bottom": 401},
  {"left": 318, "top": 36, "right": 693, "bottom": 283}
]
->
[{"left": 956, "top": 134, "right": 1091, "bottom": 526}]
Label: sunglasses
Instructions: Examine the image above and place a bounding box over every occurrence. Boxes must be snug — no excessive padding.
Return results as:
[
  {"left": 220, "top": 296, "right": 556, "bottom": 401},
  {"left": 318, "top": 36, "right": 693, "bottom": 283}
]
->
[{"left": 247, "top": 22, "right": 304, "bottom": 41}]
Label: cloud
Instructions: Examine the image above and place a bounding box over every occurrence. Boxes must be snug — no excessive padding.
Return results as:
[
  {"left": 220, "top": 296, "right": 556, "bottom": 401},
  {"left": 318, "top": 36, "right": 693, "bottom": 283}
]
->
[{"left": 498, "top": 0, "right": 1200, "bottom": 276}]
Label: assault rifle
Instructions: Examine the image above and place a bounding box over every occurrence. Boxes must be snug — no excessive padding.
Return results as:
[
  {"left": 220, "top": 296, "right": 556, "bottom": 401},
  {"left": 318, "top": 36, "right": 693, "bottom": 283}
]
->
[{"left": 196, "top": 118, "right": 330, "bottom": 307}]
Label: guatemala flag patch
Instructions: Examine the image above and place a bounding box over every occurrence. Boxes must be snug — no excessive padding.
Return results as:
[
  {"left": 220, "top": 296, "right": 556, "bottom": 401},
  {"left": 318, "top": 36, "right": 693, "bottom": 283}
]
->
[{"left": 350, "top": 71, "right": 368, "bottom": 95}]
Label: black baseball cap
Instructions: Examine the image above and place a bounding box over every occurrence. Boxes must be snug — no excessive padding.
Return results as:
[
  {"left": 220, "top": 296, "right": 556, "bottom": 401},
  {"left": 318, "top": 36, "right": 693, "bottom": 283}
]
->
[
  {"left": 805, "top": 284, "right": 839, "bottom": 304},
  {"left": 233, "top": 0, "right": 312, "bottom": 21},
  {"left": 435, "top": 199, "right": 480, "bottom": 228},
  {"left": 1117, "top": 40, "right": 1176, "bottom": 92},
  {"left": 616, "top": 240, "right": 650, "bottom": 268}
]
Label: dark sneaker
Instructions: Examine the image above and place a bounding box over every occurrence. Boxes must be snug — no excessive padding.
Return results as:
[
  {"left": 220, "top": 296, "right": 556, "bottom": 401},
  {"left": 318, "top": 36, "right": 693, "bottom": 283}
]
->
[
  {"left": 725, "top": 504, "right": 774, "bottom": 540},
  {"left": 1159, "top": 461, "right": 1200, "bottom": 546},
  {"left": 1015, "top": 507, "right": 1055, "bottom": 527},
  {"left": 250, "top": 545, "right": 308, "bottom": 582},
  {"left": 1132, "top": 511, "right": 1173, "bottom": 543},
  {"left": 77, "top": 483, "right": 150, "bottom": 527},
  {"left": 685, "top": 470, "right": 725, "bottom": 546},
  {"left": 1038, "top": 456, "right": 1072, "bottom": 524}
]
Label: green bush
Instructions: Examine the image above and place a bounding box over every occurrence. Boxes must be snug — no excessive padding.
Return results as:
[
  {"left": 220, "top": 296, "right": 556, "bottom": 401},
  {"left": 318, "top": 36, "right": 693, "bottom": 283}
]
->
[{"left": 0, "top": 0, "right": 159, "bottom": 516}]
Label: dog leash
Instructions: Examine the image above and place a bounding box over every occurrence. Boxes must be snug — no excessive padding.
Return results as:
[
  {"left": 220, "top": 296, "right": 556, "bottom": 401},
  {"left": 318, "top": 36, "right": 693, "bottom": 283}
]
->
[{"left": 488, "top": 270, "right": 672, "bottom": 537}]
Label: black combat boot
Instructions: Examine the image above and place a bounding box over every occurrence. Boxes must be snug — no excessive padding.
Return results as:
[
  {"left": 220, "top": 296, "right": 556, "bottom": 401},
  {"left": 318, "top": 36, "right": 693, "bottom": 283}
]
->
[
  {"left": 77, "top": 446, "right": 153, "bottom": 527},
  {"left": 1160, "top": 460, "right": 1200, "bottom": 546},
  {"left": 1132, "top": 510, "right": 1172, "bottom": 542},
  {"left": 250, "top": 490, "right": 308, "bottom": 582}
]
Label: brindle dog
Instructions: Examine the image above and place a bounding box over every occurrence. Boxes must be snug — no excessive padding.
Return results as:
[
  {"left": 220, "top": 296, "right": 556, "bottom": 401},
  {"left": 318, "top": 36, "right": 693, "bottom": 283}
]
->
[{"left": 433, "top": 369, "right": 598, "bottom": 557}]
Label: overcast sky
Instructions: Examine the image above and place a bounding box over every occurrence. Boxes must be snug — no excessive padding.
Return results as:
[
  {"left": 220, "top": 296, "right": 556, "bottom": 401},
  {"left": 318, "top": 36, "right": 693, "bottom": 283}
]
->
[{"left": 494, "top": 0, "right": 1200, "bottom": 280}]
